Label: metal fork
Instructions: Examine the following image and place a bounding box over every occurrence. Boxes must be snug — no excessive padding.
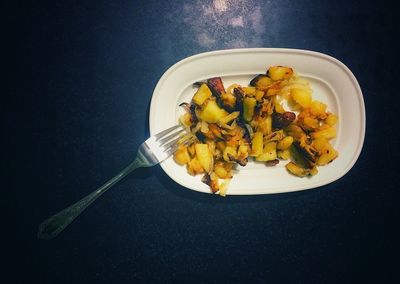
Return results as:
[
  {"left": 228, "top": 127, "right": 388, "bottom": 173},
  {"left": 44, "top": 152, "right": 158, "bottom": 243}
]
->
[{"left": 38, "top": 125, "right": 188, "bottom": 240}]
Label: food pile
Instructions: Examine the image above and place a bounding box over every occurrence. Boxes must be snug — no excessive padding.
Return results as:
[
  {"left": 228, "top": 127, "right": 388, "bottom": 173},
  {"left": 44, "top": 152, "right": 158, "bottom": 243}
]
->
[{"left": 173, "top": 66, "right": 338, "bottom": 196}]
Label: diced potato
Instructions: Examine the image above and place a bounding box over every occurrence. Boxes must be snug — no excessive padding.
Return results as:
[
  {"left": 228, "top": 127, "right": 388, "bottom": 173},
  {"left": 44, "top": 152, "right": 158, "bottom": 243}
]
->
[
  {"left": 303, "top": 116, "right": 319, "bottom": 129},
  {"left": 285, "top": 124, "right": 306, "bottom": 140},
  {"left": 175, "top": 65, "right": 339, "bottom": 194},
  {"left": 214, "top": 162, "right": 232, "bottom": 179},
  {"left": 218, "top": 111, "right": 240, "bottom": 125},
  {"left": 243, "top": 97, "right": 257, "bottom": 122},
  {"left": 214, "top": 163, "right": 228, "bottom": 179},
  {"left": 187, "top": 143, "right": 196, "bottom": 157},
  {"left": 219, "top": 178, "right": 231, "bottom": 197},
  {"left": 277, "top": 149, "right": 291, "bottom": 160},
  {"left": 312, "top": 137, "right": 328, "bottom": 153},
  {"left": 250, "top": 131, "right": 263, "bottom": 156},
  {"left": 216, "top": 141, "right": 226, "bottom": 152},
  {"left": 173, "top": 144, "right": 191, "bottom": 165},
  {"left": 265, "top": 82, "right": 281, "bottom": 97},
  {"left": 272, "top": 97, "right": 285, "bottom": 113},
  {"left": 325, "top": 113, "right": 338, "bottom": 126},
  {"left": 309, "top": 167, "right": 318, "bottom": 176},
  {"left": 277, "top": 136, "right": 294, "bottom": 150},
  {"left": 268, "top": 66, "right": 294, "bottom": 81},
  {"left": 221, "top": 92, "right": 237, "bottom": 110},
  {"left": 237, "top": 144, "right": 250, "bottom": 160},
  {"left": 257, "top": 115, "right": 272, "bottom": 135},
  {"left": 255, "top": 76, "right": 274, "bottom": 89},
  {"left": 195, "top": 144, "right": 213, "bottom": 173},
  {"left": 311, "top": 127, "right": 337, "bottom": 140},
  {"left": 256, "top": 142, "right": 277, "bottom": 161},
  {"left": 187, "top": 158, "right": 204, "bottom": 175},
  {"left": 310, "top": 100, "right": 327, "bottom": 117},
  {"left": 242, "top": 86, "right": 256, "bottom": 96},
  {"left": 291, "top": 88, "right": 312, "bottom": 108},
  {"left": 179, "top": 113, "right": 192, "bottom": 127},
  {"left": 223, "top": 145, "right": 237, "bottom": 162},
  {"left": 198, "top": 100, "right": 229, "bottom": 123},
  {"left": 286, "top": 161, "right": 310, "bottom": 177},
  {"left": 255, "top": 90, "right": 265, "bottom": 101},
  {"left": 200, "top": 121, "right": 209, "bottom": 133},
  {"left": 193, "top": 83, "right": 212, "bottom": 105},
  {"left": 317, "top": 146, "right": 338, "bottom": 166}
]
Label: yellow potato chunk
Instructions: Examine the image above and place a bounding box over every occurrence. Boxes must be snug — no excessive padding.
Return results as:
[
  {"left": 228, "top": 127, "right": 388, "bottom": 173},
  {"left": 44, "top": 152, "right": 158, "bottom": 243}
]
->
[
  {"left": 195, "top": 144, "right": 213, "bottom": 173},
  {"left": 277, "top": 149, "right": 291, "bottom": 160},
  {"left": 325, "top": 113, "right": 338, "bottom": 126},
  {"left": 243, "top": 97, "right": 257, "bottom": 122},
  {"left": 192, "top": 83, "right": 212, "bottom": 105},
  {"left": 277, "top": 136, "right": 294, "bottom": 150},
  {"left": 219, "top": 178, "right": 231, "bottom": 197},
  {"left": 285, "top": 162, "right": 317, "bottom": 177},
  {"left": 257, "top": 115, "right": 272, "bottom": 135},
  {"left": 250, "top": 132, "right": 263, "bottom": 156},
  {"left": 198, "top": 100, "right": 229, "bottom": 123},
  {"left": 310, "top": 100, "right": 327, "bottom": 116},
  {"left": 291, "top": 88, "right": 312, "bottom": 108},
  {"left": 317, "top": 147, "right": 338, "bottom": 166},
  {"left": 303, "top": 116, "right": 319, "bottom": 129},
  {"left": 311, "top": 127, "right": 337, "bottom": 140},
  {"left": 173, "top": 144, "right": 191, "bottom": 165},
  {"left": 242, "top": 86, "right": 256, "bottom": 96},
  {"left": 268, "top": 66, "right": 294, "bottom": 81},
  {"left": 256, "top": 142, "right": 277, "bottom": 161},
  {"left": 187, "top": 158, "right": 204, "bottom": 175},
  {"left": 255, "top": 76, "right": 274, "bottom": 88},
  {"left": 312, "top": 137, "right": 329, "bottom": 153},
  {"left": 255, "top": 90, "right": 265, "bottom": 101},
  {"left": 223, "top": 145, "right": 237, "bottom": 162},
  {"left": 214, "top": 161, "right": 232, "bottom": 179},
  {"left": 218, "top": 111, "right": 240, "bottom": 125}
]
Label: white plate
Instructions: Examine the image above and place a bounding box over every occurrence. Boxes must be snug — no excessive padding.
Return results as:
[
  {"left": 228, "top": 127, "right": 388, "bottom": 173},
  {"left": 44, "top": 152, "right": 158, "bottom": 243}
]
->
[{"left": 149, "top": 48, "right": 365, "bottom": 195}]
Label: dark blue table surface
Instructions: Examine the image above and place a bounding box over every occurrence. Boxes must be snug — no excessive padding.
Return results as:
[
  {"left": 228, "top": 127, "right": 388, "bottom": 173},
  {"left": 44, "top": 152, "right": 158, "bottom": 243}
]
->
[{"left": 8, "top": 0, "right": 398, "bottom": 283}]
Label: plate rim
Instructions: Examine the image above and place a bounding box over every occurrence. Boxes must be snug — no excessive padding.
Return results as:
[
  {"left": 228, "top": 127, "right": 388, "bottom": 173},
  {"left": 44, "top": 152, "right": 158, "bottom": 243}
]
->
[{"left": 149, "top": 48, "right": 366, "bottom": 195}]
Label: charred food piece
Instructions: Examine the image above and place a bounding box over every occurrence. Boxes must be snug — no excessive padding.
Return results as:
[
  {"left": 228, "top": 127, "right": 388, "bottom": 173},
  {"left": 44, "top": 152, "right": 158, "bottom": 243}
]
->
[
  {"left": 201, "top": 173, "right": 219, "bottom": 193},
  {"left": 272, "top": 112, "right": 296, "bottom": 129},
  {"left": 291, "top": 141, "right": 316, "bottom": 169},
  {"left": 232, "top": 87, "right": 244, "bottom": 112},
  {"left": 207, "top": 77, "right": 226, "bottom": 97},
  {"left": 227, "top": 153, "right": 248, "bottom": 167}
]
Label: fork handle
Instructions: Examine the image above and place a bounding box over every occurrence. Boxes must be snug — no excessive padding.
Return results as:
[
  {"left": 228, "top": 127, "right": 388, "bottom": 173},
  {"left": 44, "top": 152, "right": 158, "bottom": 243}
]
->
[{"left": 38, "top": 154, "right": 148, "bottom": 240}]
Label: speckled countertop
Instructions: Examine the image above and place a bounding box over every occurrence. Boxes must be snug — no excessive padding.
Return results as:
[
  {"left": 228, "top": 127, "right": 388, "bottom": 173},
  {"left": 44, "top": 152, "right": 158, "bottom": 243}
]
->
[{"left": 9, "top": 0, "right": 398, "bottom": 283}]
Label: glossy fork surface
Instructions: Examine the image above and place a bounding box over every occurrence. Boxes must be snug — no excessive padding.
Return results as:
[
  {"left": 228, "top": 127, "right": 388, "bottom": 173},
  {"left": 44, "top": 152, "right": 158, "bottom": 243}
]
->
[{"left": 38, "top": 125, "right": 186, "bottom": 240}]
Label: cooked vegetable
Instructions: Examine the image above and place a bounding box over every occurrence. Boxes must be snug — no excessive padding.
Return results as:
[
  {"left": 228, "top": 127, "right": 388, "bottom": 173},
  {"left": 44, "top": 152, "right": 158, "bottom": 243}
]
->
[
  {"left": 232, "top": 87, "right": 244, "bottom": 112},
  {"left": 195, "top": 143, "right": 214, "bottom": 173},
  {"left": 277, "top": 136, "right": 294, "bottom": 150},
  {"left": 207, "top": 77, "right": 225, "bottom": 97},
  {"left": 243, "top": 97, "right": 257, "bottom": 122},
  {"left": 286, "top": 161, "right": 317, "bottom": 177},
  {"left": 198, "top": 100, "right": 229, "bottom": 123},
  {"left": 192, "top": 84, "right": 212, "bottom": 105},
  {"left": 267, "top": 66, "right": 294, "bottom": 81},
  {"left": 251, "top": 131, "right": 263, "bottom": 157},
  {"left": 291, "top": 88, "right": 312, "bottom": 108},
  {"left": 173, "top": 144, "right": 191, "bottom": 165},
  {"left": 272, "top": 112, "right": 296, "bottom": 129},
  {"left": 250, "top": 74, "right": 273, "bottom": 89},
  {"left": 256, "top": 142, "right": 277, "bottom": 162},
  {"left": 174, "top": 65, "right": 339, "bottom": 195}
]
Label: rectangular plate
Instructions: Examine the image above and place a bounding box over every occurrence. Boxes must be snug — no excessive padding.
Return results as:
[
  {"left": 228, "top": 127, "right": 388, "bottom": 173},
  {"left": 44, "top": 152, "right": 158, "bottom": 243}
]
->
[{"left": 149, "top": 48, "right": 365, "bottom": 195}]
